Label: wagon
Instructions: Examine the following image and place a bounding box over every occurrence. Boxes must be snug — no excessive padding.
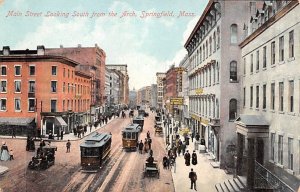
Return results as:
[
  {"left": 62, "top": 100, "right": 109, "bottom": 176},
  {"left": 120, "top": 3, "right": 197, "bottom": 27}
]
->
[
  {"left": 28, "top": 145, "right": 57, "bottom": 170},
  {"left": 143, "top": 161, "right": 160, "bottom": 178},
  {"left": 155, "top": 126, "right": 163, "bottom": 135}
]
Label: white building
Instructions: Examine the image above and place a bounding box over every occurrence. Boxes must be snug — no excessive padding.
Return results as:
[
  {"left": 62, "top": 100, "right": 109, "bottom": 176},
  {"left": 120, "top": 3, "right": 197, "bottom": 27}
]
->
[
  {"left": 156, "top": 72, "right": 166, "bottom": 109},
  {"left": 236, "top": 1, "right": 300, "bottom": 190},
  {"left": 184, "top": 0, "right": 250, "bottom": 168}
]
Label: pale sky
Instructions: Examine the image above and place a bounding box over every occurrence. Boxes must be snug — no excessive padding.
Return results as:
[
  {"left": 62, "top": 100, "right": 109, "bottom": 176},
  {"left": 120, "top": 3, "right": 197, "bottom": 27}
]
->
[{"left": 0, "top": 0, "right": 208, "bottom": 90}]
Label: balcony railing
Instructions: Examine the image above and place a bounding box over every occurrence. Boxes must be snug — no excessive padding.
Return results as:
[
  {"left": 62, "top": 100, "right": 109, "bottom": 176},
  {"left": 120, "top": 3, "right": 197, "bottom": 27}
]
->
[{"left": 255, "top": 161, "right": 294, "bottom": 192}]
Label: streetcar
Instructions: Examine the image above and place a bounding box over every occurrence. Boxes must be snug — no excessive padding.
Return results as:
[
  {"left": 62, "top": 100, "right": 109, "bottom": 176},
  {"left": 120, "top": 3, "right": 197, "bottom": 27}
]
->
[
  {"left": 133, "top": 116, "right": 144, "bottom": 131},
  {"left": 122, "top": 123, "right": 141, "bottom": 151},
  {"left": 80, "top": 132, "right": 112, "bottom": 171}
]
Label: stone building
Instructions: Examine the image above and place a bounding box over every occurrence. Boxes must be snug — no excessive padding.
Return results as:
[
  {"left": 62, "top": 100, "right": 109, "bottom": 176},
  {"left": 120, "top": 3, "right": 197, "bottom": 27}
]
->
[
  {"left": 184, "top": 0, "right": 249, "bottom": 168},
  {"left": 156, "top": 72, "right": 166, "bottom": 109},
  {"left": 236, "top": 1, "right": 300, "bottom": 190}
]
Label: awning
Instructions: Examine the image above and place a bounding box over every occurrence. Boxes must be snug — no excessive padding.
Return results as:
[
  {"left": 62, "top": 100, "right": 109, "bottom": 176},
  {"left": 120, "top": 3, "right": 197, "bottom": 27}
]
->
[
  {"left": 55, "top": 116, "right": 67, "bottom": 127},
  {"left": 0, "top": 117, "right": 35, "bottom": 126},
  {"left": 235, "top": 114, "right": 269, "bottom": 138}
]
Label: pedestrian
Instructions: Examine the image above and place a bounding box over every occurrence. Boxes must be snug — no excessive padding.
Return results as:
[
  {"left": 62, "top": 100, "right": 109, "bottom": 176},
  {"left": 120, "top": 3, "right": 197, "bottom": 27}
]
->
[
  {"left": 181, "top": 141, "right": 186, "bottom": 155},
  {"left": 192, "top": 150, "right": 198, "bottom": 165},
  {"left": 12, "top": 128, "right": 16, "bottom": 138},
  {"left": 191, "top": 132, "right": 195, "bottom": 142},
  {"left": 194, "top": 140, "right": 199, "bottom": 151},
  {"left": 57, "top": 131, "right": 60, "bottom": 140},
  {"left": 184, "top": 150, "right": 191, "bottom": 166},
  {"left": 66, "top": 140, "right": 71, "bottom": 153},
  {"left": 89, "top": 123, "right": 92, "bottom": 132},
  {"left": 147, "top": 131, "right": 150, "bottom": 138},
  {"left": 200, "top": 138, "right": 205, "bottom": 145},
  {"left": 138, "top": 140, "right": 144, "bottom": 154},
  {"left": 144, "top": 139, "right": 148, "bottom": 153},
  {"left": 9, "top": 149, "right": 14, "bottom": 160},
  {"left": 189, "top": 168, "right": 197, "bottom": 191},
  {"left": 195, "top": 132, "right": 200, "bottom": 141},
  {"left": 60, "top": 130, "right": 63, "bottom": 140},
  {"left": 0, "top": 142, "right": 10, "bottom": 161},
  {"left": 148, "top": 137, "right": 152, "bottom": 150},
  {"left": 149, "top": 149, "right": 153, "bottom": 157}
]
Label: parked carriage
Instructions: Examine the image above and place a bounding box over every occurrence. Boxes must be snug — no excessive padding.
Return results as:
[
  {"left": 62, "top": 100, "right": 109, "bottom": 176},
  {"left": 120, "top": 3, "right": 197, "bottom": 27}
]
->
[
  {"left": 122, "top": 123, "right": 141, "bottom": 151},
  {"left": 143, "top": 160, "right": 160, "bottom": 178},
  {"left": 28, "top": 145, "right": 57, "bottom": 170},
  {"left": 133, "top": 116, "right": 144, "bottom": 132},
  {"left": 80, "top": 132, "right": 112, "bottom": 172}
]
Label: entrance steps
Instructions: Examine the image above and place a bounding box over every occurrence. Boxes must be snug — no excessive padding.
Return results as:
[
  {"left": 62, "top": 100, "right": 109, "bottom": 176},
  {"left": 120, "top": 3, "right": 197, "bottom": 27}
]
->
[{"left": 215, "top": 176, "right": 247, "bottom": 192}]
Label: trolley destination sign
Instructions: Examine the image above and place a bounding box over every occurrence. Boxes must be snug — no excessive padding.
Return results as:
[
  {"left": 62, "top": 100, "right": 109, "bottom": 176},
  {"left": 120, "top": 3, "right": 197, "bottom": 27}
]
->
[{"left": 170, "top": 97, "right": 184, "bottom": 105}]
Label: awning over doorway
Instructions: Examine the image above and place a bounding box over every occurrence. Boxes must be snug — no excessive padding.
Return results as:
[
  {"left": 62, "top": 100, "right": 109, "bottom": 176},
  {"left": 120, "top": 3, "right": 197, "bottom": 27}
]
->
[
  {"left": 55, "top": 116, "right": 67, "bottom": 127},
  {"left": 0, "top": 117, "right": 35, "bottom": 126},
  {"left": 235, "top": 115, "right": 269, "bottom": 138}
]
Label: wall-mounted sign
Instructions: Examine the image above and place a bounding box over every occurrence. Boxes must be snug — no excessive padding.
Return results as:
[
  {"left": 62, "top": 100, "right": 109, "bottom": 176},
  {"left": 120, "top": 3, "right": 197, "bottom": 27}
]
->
[
  {"left": 170, "top": 97, "right": 184, "bottom": 105},
  {"left": 195, "top": 88, "right": 203, "bottom": 95}
]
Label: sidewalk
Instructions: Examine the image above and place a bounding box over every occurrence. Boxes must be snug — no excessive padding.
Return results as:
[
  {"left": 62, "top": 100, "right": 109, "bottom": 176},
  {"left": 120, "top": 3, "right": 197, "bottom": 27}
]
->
[
  {"left": 0, "top": 116, "right": 117, "bottom": 142},
  {"left": 164, "top": 120, "right": 232, "bottom": 192}
]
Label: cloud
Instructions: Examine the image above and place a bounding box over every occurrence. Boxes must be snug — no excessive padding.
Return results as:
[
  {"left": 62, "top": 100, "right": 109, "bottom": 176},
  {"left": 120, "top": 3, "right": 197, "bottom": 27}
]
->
[{"left": 181, "top": 15, "right": 200, "bottom": 46}]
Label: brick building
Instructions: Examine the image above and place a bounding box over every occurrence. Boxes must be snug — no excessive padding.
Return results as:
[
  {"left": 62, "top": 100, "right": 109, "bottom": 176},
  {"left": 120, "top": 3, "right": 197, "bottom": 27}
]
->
[
  {"left": 45, "top": 44, "right": 106, "bottom": 119},
  {"left": 0, "top": 46, "right": 91, "bottom": 136}
]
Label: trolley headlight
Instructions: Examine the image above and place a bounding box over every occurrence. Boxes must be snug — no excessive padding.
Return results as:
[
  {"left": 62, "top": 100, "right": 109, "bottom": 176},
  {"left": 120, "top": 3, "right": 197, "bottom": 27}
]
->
[{"left": 88, "top": 163, "right": 90, "bottom": 166}]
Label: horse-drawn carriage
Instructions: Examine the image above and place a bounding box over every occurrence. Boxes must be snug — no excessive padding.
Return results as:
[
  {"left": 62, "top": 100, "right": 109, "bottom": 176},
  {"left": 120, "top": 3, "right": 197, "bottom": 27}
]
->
[
  {"left": 28, "top": 145, "right": 57, "bottom": 170},
  {"left": 155, "top": 126, "right": 163, "bottom": 135},
  {"left": 143, "top": 160, "right": 160, "bottom": 178}
]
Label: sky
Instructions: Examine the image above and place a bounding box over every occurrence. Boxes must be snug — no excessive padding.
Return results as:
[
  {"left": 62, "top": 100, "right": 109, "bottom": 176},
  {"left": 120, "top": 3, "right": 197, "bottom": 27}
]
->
[{"left": 0, "top": 0, "right": 208, "bottom": 90}]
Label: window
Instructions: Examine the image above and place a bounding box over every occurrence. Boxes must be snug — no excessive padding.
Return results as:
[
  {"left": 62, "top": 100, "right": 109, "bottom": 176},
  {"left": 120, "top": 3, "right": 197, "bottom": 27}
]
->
[
  {"left": 203, "top": 44, "right": 205, "bottom": 60},
  {"left": 63, "top": 82, "right": 66, "bottom": 93},
  {"left": 0, "top": 80, "right": 7, "bottom": 93},
  {"left": 51, "top": 100, "right": 57, "bottom": 112},
  {"left": 206, "top": 41, "right": 208, "bottom": 58},
  {"left": 278, "top": 135, "right": 283, "bottom": 165},
  {"left": 68, "top": 83, "right": 70, "bottom": 93},
  {"left": 209, "top": 37, "right": 212, "bottom": 55},
  {"left": 271, "top": 41, "right": 275, "bottom": 65},
  {"left": 63, "top": 68, "right": 66, "bottom": 77},
  {"left": 243, "top": 87, "right": 246, "bottom": 107},
  {"left": 256, "top": 50, "right": 259, "bottom": 71},
  {"left": 200, "top": 47, "right": 202, "bottom": 62},
  {"left": 213, "top": 32, "right": 216, "bottom": 52},
  {"left": 289, "top": 30, "right": 294, "bottom": 58},
  {"left": 279, "top": 36, "right": 284, "bottom": 62},
  {"left": 1, "top": 66, "right": 7, "bottom": 76},
  {"left": 217, "top": 27, "right": 220, "bottom": 48},
  {"left": 263, "top": 46, "right": 267, "bottom": 68},
  {"left": 28, "top": 98, "right": 35, "bottom": 112},
  {"left": 29, "top": 66, "right": 35, "bottom": 76},
  {"left": 250, "top": 86, "right": 253, "bottom": 108},
  {"left": 288, "top": 138, "right": 294, "bottom": 170},
  {"left": 15, "top": 98, "right": 21, "bottom": 111},
  {"left": 15, "top": 81, "right": 21, "bottom": 93},
  {"left": 243, "top": 58, "right": 246, "bottom": 75},
  {"left": 63, "top": 100, "right": 65, "bottom": 111},
  {"left": 256, "top": 85, "right": 259, "bottom": 108},
  {"left": 0, "top": 98, "right": 6, "bottom": 111},
  {"left": 250, "top": 54, "right": 253, "bottom": 73},
  {"left": 279, "top": 82, "right": 284, "bottom": 111},
  {"left": 52, "top": 66, "right": 57, "bottom": 75},
  {"left": 68, "top": 69, "right": 70, "bottom": 78},
  {"left": 51, "top": 81, "right": 57, "bottom": 93},
  {"left": 270, "top": 133, "right": 275, "bottom": 161},
  {"left": 229, "top": 99, "right": 237, "bottom": 120},
  {"left": 289, "top": 80, "right": 294, "bottom": 112},
  {"left": 263, "top": 84, "right": 266, "bottom": 109},
  {"left": 230, "top": 24, "right": 238, "bottom": 44},
  {"left": 15, "top": 66, "right": 21, "bottom": 76},
  {"left": 230, "top": 61, "right": 237, "bottom": 81},
  {"left": 28, "top": 81, "right": 35, "bottom": 93},
  {"left": 271, "top": 83, "right": 275, "bottom": 110}
]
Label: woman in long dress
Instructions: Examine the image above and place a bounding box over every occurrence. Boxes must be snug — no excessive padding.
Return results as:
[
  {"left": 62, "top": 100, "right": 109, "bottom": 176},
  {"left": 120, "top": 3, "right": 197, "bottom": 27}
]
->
[{"left": 1, "top": 142, "right": 10, "bottom": 161}]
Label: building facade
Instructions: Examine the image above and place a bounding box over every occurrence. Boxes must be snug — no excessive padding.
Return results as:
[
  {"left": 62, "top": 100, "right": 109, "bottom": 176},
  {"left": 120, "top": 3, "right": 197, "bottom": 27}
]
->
[
  {"left": 236, "top": 1, "right": 300, "bottom": 190},
  {"left": 150, "top": 84, "right": 157, "bottom": 109},
  {"left": 106, "top": 64, "right": 129, "bottom": 105},
  {"left": 156, "top": 72, "right": 166, "bottom": 109},
  {"left": 0, "top": 46, "right": 91, "bottom": 136},
  {"left": 185, "top": 0, "right": 249, "bottom": 167}
]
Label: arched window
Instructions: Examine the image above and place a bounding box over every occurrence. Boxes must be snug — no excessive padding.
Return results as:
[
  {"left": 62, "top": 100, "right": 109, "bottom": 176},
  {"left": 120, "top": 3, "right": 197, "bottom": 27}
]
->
[
  {"left": 217, "top": 27, "right": 220, "bottom": 48},
  {"left": 213, "top": 32, "right": 216, "bottom": 52},
  {"left": 230, "top": 61, "right": 237, "bottom": 81},
  {"left": 229, "top": 99, "right": 238, "bottom": 120},
  {"left": 230, "top": 24, "right": 238, "bottom": 44}
]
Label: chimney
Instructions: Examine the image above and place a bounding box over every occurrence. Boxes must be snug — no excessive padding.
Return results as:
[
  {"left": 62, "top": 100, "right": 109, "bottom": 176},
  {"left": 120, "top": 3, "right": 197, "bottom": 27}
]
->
[
  {"left": 37, "top": 45, "right": 45, "bottom": 55},
  {"left": 3, "top": 46, "right": 10, "bottom": 56},
  {"left": 60, "top": 45, "right": 63, "bottom": 48},
  {"left": 78, "top": 44, "right": 81, "bottom": 48}
]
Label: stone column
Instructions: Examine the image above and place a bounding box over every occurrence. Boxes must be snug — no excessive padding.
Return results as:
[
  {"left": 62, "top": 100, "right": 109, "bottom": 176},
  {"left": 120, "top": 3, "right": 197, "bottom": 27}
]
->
[
  {"left": 247, "top": 138, "right": 255, "bottom": 190},
  {"left": 236, "top": 133, "right": 243, "bottom": 175}
]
